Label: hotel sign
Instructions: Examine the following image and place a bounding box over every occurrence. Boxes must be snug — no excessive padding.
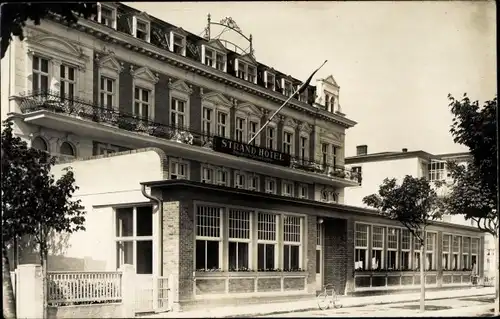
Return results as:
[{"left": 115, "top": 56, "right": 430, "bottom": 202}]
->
[{"left": 213, "top": 136, "right": 291, "bottom": 167}]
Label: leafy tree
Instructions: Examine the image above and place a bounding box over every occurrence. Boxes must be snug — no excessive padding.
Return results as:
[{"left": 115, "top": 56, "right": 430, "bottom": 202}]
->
[
  {"left": 0, "top": 2, "right": 98, "bottom": 59},
  {"left": 363, "top": 176, "right": 442, "bottom": 313},
  {"left": 441, "top": 94, "right": 498, "bottom": 314},
  {"left": 1, "top": 120, "right": 85, "bottom": 319}
]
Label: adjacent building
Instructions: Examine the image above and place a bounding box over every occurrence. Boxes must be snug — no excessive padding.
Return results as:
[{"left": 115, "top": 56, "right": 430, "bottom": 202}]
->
[
  {"left": 1, "top": 2, "right": 486, "bottom": 313},
  {"left": 345, "top": 145, "right": 494, "bottom": 277}
]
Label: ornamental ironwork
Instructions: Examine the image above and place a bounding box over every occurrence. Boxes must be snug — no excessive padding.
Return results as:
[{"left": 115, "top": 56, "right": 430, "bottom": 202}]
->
[{"left": 16, "top": 90, "right": 361, "bottom": 184}]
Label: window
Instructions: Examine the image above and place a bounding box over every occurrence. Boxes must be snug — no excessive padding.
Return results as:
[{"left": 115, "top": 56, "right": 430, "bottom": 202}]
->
[
  {"left": 265, "top": 71, "right": 275, "bottom": 90},
  {"left": 172, "top": 34, "right": 185, "bottom": 55},
  {"left": 247, "top": 174, "right": 259, "bottom": 191},
  {"left": 217, "top": 112, "right": 228, "bottom": 137},
  {"left": 257, "top": 213, "right": 277, "bottom": 270},
  {"left": 235, "top": 171, "right": 246, "bottom": 189},
  {"left": 32, "top": 136, "right": 48, "bottom": 152},
  {"left": 134, "top": 87, "right": 151, "bottom": 121},
  {"left": 413, "top": 231, "right": 423, "bottom": 270},
  {"left": 355, "top": 224, "right": 369, "bottom": 270},
  {"left": 387, "top": 228, "right": 399, "bottom": 270},
  {"left": 372, "top": 226, "right": 384, "bottom": 270},
  {"left": 267, "top": 127, "right": 276, "bottom": 150},
  {"left": 283, "top": 80, "right": 293, "bottom": 97},
  {"left": 100, "top": 76, "right": 116, "bottom": 111},
  {"left": 282, "top": 181, "right": 294, "bottom": 197},
  {"left": 60, "top": 142, "right": 75, "bottom": 157},
  {"left": 228, "top": 209, "right": 251, "bottom": 271},
  {"left": 332, "top": 146, "right": 338, "bottom": 168},
  {"left": 202, "top": 107, "right": 213, "bottom": 135},
  {"left": 99, "top": 5, "right": 116, "bottom": 28},
  {"left": 325, "top": 94, "right": 330, "bottom": 111},
  {"left": 215, "top": 53, "right": 225, "bottom": 71},
  {"left": 216, "top": 168, "right": 228, "bottom": 186},
  {"left": 195, "top": 206, "right": 222, "bottom": 270},
  {"left": 462, "top": 237, "right": 470, "bottom": 270},
  {"left": 452, "top": 236, "right": 461, "bottom": 270},
  {"left": 352, "top": 166, "right": 362, "bottom": 183},
  {"left": 249, "top": 121, "right": 259, "bottom": 146},
  {"left": 283, "top": 216, "right": 302, "bottom": 271},
  {"left": 134, "top": 19, "right": 150, "bottom": 42},
  {"left": 330, "top": 96, "right": 335, "bottom": 112},
  {"left": 115, "top": 206, "right": 153, "bottom": 274},
  {"left": 96, "top": 143, "right": 119, "bottom": 156},
  {"left": 298, "top": 184, "right": 308, "bottom": 199},
  {"left": 299, "top": 136, "right": 308, "bottom": 162},
  {"left": 170, "top": 159, "right": 188, "bottom": 180},
  {"left": 321, "top": 143, "right": 328, "bottom": 169},
  {"left": 426, "top": 232, "right": 436, "bottom": 270},
  {"left": 265, "top": 178, "right": 277, "bottom": 194},
  {"left": 247, "top": 66, "right": 256, "bottom": 83},
  {"left": 171, "top": 98, "right": 186, "bottom": 128},
  {"left": 428, "top": 161, "right": 446, "bottom": 182},
  {"left": 201, "top": 166, "right": 214, "bottom": 184},
  {"left": 283, "top": 131, "right": 293, "bottom": 155},
  {"left": 32, "top": 56, "right": 49, "bottom": 91},
  {"left": 442, "top": 234, "right": 451, "bottom": 270},
  {"left": 471, "top": 238, "right": 479, "bottom": 270},
  {"left": 401, "top": 229, "right": 411, "bottom": 270},
  {"left": 205, "top": 49, "right": 214, "bottom": 66},
  {"left": 235, "top": 117, "right": 246, "bottom": 142},
  {"left": 60, "top": 64, "right": 76, "bottom": 100}
]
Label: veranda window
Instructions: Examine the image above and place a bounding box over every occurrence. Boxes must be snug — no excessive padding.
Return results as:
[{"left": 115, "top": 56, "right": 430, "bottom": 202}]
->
[
  {"left": 371, "top": 226, "right": 384, "bottom": 270},
  {"left": 401, "top": 229, "right": 411, "bottom": 270},
  {"left": 228, "top": 209, "right": 251, "bottom": 270},
  {"left": 195, "top": 206, "right": 222, "bottom": 270},
  {"left": 354, "top": 224, "right": 369, "bottom": 270},
  {"left": 442, "top": 234, "right": 451, "bottom": 270},
  {"left": 257, "top": 213, "right": 278, "bottom": 271},
  {"left": 462, "top": 237, "right": 470, "bottom": 270},
  {"left": 283, "top": 216, "right": 302, "bottom": 271},
  {"left": 426, "top": 232, "right": 436, "bottom": 270},
  {"left": 387, "top": 228, "right": 399, "bottom": 270},
  {"left": 452, "top": 236, "right": 461, "bottom": 270}
]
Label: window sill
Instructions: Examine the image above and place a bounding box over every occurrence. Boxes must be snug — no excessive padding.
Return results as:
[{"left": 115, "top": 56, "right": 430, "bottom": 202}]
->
[{"left": 195, "top": 271, "right": 307, "bottom": 278}]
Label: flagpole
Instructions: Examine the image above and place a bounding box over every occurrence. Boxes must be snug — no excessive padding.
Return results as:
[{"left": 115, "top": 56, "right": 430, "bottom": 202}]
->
[{"left": 248, "top": 60, "right": 328, "bottom": 145}]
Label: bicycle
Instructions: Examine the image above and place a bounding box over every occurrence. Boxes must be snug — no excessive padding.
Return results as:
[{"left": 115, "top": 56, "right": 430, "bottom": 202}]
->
[{"left": 317, "top": 283, "right": 342, "bottom": 310}]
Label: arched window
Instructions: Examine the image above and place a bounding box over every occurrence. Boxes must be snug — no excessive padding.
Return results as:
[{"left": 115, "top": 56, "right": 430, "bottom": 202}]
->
[
  {"left": 330, "top": 96, "right": 335, "bottom": 112},
  {"left": 60, "top": 142, "right": 75, "bottom": 156},
  {"left": 325, "top": 94, "right": 330, "bottom": 111},
  {"left": 32, "top": 136, "right": 48, "bottom": 151}
]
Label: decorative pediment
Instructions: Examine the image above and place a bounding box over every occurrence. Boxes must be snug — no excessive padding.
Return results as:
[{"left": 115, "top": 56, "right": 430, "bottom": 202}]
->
[
  {"left": 320, "top": 128, "right": 342, "bottom": 142},
  {"left": 235, "top": 101, "right": 262, "bottom": 117},
  {"left": 135, "top": 11, "right": 151, "bottom": 21},
  {"left": 299, "top": 122, "right": 313, "bottom": 133},
  {"left": 171, "top": 27, "right": 189, "bottom": 37},
  {"left": 238, "top": 53, "right": 257, "bottom": 65},
  {"left": 324, "top": 75, "right": 339, "bottom": 88},
  {"left": 28, "top": 34, "right": 84, "bottom": 58},
  {"left": 205, "top": 39, "right": 228, "bottom": 53},
  {"left": 201, "top": 91, "right": 232, "bottom": 107},
  {"left": 168, "top": 79, "right": 193, "bottom": 95},
  {"left": 97, "top": 53, "right": 123, "bottom": 73},
  {"left": 132, "top": 66, "right": 159, "bottom": 84},
  {"left": 283, "top": 117, "right": 299, "bottom": 129}
]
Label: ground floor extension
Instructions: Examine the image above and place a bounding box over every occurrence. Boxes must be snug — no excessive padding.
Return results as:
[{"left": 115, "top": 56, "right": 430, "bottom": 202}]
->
[{"left": 139, "top": 179, "right": 485, "bottom": 311}]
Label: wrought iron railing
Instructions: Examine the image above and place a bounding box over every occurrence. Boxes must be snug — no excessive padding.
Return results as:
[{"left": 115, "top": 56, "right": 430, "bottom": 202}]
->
[{"left": 17, "top": 90, "right": 362, "bottom": 184}]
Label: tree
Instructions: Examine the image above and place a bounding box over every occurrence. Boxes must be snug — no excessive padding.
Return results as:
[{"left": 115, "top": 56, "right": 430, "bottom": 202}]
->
[
  {"left": 441, "top": 94, "right": 498, "bottom": 315},
  {"left": 363, "top": 176, "right": 442, "bottom": 313},
  {"left": 0, "top": 2, "right": 98, "bottom": 59},
  {"left": 1, "top": 120, "right": 86, "bottom": 319}
]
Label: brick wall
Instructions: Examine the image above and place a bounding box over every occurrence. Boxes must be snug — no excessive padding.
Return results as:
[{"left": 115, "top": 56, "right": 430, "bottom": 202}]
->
[{"left": 323, "top": 218, "right": 349, "bottom": 295}]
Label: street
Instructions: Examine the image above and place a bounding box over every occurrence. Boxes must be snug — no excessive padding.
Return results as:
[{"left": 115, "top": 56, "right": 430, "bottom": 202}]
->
[{"left": 258, "top": 295, "right": 495, "bottom": 317}]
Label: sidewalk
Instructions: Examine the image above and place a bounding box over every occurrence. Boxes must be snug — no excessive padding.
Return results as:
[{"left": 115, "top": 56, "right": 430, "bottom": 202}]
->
[{"left": 141, "top": 286, "right": 494, "bottom": 318}]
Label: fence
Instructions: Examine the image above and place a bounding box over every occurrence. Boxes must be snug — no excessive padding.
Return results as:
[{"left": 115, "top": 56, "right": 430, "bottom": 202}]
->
[{"left": 47, "top": 271, "right": 122, "bottom": 306}]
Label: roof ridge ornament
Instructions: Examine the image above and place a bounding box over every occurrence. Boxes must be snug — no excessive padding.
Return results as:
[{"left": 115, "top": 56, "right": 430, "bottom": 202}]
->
[{"left": 203, "top": 13, "right": 254, "bottom": 56}]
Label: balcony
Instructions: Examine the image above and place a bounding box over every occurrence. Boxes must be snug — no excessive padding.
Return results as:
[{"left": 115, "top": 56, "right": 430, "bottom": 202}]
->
[{"left": 16, "top": 90, "right": 361, "bottom": 186}]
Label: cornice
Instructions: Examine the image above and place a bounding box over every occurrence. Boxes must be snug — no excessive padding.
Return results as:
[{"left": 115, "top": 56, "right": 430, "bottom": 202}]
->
[{"left": 50, "top": 15, "right": 356, "bottom": 128}]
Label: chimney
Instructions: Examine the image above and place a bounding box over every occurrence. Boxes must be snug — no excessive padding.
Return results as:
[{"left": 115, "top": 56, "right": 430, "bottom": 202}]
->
[
  {"left": 402, "top": 148, "right": 408, "bottom": 153},
  {"left": 356, "top": 145, "right": 368, "bottom": 156}
]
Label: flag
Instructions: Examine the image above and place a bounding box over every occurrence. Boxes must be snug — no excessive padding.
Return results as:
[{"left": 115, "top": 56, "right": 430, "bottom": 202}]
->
[{"left": 296, "top": 60, "right": 328, "bottom": 95}]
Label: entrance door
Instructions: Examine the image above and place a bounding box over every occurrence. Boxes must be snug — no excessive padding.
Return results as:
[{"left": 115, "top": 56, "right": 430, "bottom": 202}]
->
[{"left": 316, "top": 222, "right": 324, "bottom": 291}]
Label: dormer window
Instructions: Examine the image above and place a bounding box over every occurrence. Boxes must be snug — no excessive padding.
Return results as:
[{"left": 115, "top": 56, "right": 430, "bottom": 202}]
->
[
  {"left": 264, "top": 71, "right": 275, "bottom": 91},
  {"left": 325, "top": 93, "right": 330, "bottom": 111},
  {"left": 235, "top": 59, "right": 257, "bottom": 84},
  {"left": 96, "top": 3, "right": 117, "bottom": 29},
  {"left": 282, "top": 79, "right": 293, "bottom": 97},
  {"left": 173, "top": 34, "right": 185, "bottom": 55},
  {"left": 296, "top": 85, "right": 306, "bottom": 102},
  {"left": 203, "top": 46, "right": 227, "bottom": 72},
  {"left": 133, "top": 16, "right": 150, "bottom": 42}
]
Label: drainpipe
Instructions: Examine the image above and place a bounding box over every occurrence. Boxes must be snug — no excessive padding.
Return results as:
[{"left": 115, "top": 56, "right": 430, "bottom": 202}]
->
[{"left": 141, "top": 185, "right": 163, "bottom": 277}]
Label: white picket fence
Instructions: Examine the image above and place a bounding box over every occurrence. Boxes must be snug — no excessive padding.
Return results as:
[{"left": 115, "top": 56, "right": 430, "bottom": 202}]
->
[{"left": 47, "top": 271, "right": 122, "bottom": 306}]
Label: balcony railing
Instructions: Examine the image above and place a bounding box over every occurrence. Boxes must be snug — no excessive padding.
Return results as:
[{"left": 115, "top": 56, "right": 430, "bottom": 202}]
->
[{"left": 17, "top": 90, "right": 362, "bottom": 184}]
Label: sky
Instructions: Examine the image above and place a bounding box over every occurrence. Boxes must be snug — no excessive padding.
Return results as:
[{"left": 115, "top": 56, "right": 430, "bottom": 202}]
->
[{"left": 129, "top": 1, "right": 496, "bottom": 157}]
